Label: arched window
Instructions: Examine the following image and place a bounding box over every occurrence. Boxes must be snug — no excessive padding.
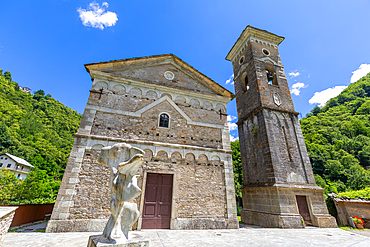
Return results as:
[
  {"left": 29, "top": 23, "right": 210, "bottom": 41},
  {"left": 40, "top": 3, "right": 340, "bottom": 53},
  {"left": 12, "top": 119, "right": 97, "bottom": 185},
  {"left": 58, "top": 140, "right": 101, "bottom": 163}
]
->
[
  {"left": 159, "top": 113, "right": 169, "bottom": 128},
  {"left": 265, "top": 65, "right": 278, "bottom": 86},
  {"left": 241, "top": 72, "right": 250, "bottom": 92}
]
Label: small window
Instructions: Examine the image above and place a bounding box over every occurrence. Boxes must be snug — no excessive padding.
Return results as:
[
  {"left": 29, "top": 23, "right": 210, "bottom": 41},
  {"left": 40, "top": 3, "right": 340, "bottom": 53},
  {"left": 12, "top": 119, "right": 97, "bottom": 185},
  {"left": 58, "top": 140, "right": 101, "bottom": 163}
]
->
[
  {"left": 159, "top": 113, "right": 169, "bottom": 128},
  {"left": 5, "top": 157, "right": 7, "bottom": 160},
  {"left": 266, "top": 65, "right": 278, "bottom": 86},
  {"left": 0, "top": 157, "right": 3, "bottom": 159},
  {"left": 244, "top": 75, "right": 250, "bottom": 91},
  {"left": 241, "top": 72, "right": 249, "bottom": 92},
  {"left": 17, "top": 174, "right": 21, "bottom": 178},
  {"left": 7, "top": 164, "right": 11, "bottom": 168},
  {"left": 239, "top": 56, "right": 245, "bottom": 65}
]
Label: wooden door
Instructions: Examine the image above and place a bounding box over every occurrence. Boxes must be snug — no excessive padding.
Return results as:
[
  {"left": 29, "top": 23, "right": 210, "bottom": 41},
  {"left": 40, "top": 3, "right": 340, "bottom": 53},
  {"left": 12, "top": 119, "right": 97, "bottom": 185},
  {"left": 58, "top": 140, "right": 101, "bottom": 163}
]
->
[
  {"left": 142, "top": 173, "right": 173, "bottom": 229},
  {"left": 296, "top": 195, "right": 312, "bottom": 226}
]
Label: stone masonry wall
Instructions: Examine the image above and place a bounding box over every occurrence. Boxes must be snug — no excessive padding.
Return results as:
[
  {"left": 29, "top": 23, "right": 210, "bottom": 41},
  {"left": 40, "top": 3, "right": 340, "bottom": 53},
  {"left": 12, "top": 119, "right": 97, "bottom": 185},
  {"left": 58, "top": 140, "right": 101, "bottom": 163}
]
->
[
  {"left": 107, "top": 63, "right": 216, "bottom": 95},
  {"left": 68, "top": 148, "right": 226, "bottom": 221},
  {"left": 91, "top": 101, "right": 223, "bottom": 149},
  {"left": 88, "top": 87, "right": 226, "bottom": 126},
  {"left": 233, "top": 39, "right": 295, "bottom": 123},
  {"left": 47, "top": 55, "right": 238, "bottom": 232}
]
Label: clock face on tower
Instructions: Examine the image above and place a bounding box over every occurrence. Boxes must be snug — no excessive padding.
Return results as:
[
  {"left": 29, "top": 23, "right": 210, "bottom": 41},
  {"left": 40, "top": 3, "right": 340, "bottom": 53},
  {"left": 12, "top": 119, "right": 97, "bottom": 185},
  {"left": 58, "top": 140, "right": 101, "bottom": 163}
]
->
[{"left": 273, "top": 93, "right": 281, "bottom": 106}]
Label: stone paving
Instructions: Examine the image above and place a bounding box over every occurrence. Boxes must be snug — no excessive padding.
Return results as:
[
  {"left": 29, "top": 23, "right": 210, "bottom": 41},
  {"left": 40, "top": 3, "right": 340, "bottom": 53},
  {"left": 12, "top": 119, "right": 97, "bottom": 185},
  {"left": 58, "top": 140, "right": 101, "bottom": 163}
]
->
[{"left": 3, "top": 228, "right": 370, "bottom": 247}]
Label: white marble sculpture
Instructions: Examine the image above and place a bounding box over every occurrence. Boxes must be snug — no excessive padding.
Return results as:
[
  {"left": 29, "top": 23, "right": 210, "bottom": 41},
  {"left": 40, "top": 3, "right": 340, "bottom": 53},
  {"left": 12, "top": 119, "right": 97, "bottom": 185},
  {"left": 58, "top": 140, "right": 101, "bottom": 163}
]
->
[{"left": 98, "top": 143, "right": 145, "bottom": 240}]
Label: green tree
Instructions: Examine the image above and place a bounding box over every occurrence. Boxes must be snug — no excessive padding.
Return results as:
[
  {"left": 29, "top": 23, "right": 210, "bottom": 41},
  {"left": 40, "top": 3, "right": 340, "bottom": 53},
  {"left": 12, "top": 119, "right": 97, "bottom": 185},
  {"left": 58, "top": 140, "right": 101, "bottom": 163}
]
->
[
  {"left": 4, "top": 71, "right": 11, "bottom": 81},
  {"left": 0, "top": 169, "right": 22, "bottom": 204},
  {"left": 0, "top": 69, "right": 81, "bottom": 204},
  {"left": 231, "top": 140, "right": 243, "bottom": 198},
  {"left": 0, "top": 122, "right": 13, "bottom": 151},
  {"left": 34, "top": 89, "right": 45, "bottom": 96}
]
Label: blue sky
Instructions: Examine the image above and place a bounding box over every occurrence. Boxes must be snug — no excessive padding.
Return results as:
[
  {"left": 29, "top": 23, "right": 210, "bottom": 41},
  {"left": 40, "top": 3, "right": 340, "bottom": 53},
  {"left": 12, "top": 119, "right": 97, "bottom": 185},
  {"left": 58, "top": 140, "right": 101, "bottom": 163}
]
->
[{"left": 1, "top": 0, "right": 370, "bottom": 141}]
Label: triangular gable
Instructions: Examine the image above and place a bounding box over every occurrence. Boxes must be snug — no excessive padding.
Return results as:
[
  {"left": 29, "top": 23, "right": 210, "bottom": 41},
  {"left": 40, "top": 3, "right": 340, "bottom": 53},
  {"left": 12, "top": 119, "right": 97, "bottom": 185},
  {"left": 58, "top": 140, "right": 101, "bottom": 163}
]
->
[
  {"left": 85, "top": 54, "right": 235, "bottom": 100},
  {"left": 137, "top": 95, "right": 192, "bottom": 122}
]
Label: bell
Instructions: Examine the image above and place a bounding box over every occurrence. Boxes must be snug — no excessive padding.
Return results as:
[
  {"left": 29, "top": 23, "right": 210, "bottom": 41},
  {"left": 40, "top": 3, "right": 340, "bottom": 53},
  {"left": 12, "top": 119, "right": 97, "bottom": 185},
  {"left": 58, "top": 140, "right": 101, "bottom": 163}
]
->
[{"left": 267, "top": 74, "right": 274, "bottom": 81}]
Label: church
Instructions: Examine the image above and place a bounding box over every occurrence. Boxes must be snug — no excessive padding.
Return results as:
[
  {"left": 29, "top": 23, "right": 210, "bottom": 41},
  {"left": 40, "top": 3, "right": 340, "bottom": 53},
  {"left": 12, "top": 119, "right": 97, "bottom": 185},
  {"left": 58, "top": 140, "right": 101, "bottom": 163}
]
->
[
  {"left": 47, "top": 26, "right": 336, "bottom": 232},
  {"left": 46, "top": 54, "right": 238, "bottom": 232}
]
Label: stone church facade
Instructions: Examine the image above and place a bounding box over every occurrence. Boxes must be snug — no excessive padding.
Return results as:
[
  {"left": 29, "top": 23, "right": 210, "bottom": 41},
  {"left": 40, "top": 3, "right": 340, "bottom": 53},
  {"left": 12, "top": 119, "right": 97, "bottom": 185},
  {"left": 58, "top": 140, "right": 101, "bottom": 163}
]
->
[{"left": 46, "top": 54, "right": 238, "bottom": 232}]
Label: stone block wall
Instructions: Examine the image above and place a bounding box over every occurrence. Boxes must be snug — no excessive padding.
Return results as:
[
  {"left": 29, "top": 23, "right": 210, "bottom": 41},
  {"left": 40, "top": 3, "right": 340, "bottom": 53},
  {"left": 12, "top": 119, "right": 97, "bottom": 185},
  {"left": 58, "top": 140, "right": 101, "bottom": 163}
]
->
[
  {"left": 239, "top": 109, "right": 315, "bottom": 187},
  {"left": 46, "top": 56, "right": 238, "bottom": 232},
  {"left": 91, "top": 106, "right": 222, "bottom": 149},
  {"left": 232, "top": 39, "right": 295, "bottom": 123},
  {"left": 241, "top": 185, "right": 337, "bottom": 228},
  {"left": 47, "top": 136, "right": 238, "bottom": 232}
]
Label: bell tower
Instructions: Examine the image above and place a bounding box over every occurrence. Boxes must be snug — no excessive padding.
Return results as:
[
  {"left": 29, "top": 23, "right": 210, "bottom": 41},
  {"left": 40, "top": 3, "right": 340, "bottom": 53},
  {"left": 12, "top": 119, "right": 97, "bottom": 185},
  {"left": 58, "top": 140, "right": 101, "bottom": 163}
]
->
[{"left": 226, "top": 26, "right": 337, "bottom": 228}]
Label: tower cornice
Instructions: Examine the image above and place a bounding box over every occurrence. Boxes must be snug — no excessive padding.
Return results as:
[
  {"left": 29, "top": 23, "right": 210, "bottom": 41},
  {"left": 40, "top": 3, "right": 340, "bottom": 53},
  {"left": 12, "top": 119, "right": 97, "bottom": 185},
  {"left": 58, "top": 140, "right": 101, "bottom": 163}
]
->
[{"left": 226, "top": 26, "right": 284, "bottom": 62}]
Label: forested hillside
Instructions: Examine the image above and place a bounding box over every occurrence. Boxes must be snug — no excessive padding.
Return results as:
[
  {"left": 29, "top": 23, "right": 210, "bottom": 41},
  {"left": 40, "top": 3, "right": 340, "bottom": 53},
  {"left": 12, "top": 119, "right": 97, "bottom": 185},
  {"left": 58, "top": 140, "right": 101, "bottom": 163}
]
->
[
  {"left": 0, "top": 70, "right": 81, "bottom": 204},
  {"left": 301, "top": 72, "right": 370, "bottom": 192},
  {"left": 232, "top": 72, "right": 370, "bottom": 197}
]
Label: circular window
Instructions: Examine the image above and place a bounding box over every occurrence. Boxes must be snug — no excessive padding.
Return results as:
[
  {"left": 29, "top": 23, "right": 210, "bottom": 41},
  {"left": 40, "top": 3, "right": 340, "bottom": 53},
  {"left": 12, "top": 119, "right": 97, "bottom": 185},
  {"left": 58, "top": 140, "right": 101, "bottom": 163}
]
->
[
  {"left": 164, "top": 71, "right": 175, "bottom": 80},
  {"left": 262, "top": 48, "right": 270, "bottom": 56},
  {"left": 239, "top": 56, "right": 245, "bottom": 65}
]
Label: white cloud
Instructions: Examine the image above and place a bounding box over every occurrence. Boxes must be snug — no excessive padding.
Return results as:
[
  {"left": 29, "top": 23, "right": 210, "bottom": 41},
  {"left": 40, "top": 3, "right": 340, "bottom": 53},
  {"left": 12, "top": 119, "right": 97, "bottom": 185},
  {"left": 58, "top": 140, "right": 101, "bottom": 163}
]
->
[
  {"left": 288, "top": 70, "right": 300, "bottom": 78},
  {"left": 225, "top": 74, "right": 234, "bottom": 85},
  {"left": 227, "top": 115, "right": 237, "bottom": 122},
  {"left": 230, "top": 135, "right": 239, "bottom": 142},
  {"left": 290, "top": 82, "right": 307, "bottom": 96},
  {"left": 227, "top": 115, "right": 238, "bottom": 131},
  {"left": 309, "top": 86, "right": 348, "bottom": 107},
  {"left": 350, "top": 64, "right": 370, "bottom": 83},
  {"left": 77, "top": 2, "right": 118, "bottom": 30},
  {"left": 228, "top": 122, "right": 238, "bottom": 131}
]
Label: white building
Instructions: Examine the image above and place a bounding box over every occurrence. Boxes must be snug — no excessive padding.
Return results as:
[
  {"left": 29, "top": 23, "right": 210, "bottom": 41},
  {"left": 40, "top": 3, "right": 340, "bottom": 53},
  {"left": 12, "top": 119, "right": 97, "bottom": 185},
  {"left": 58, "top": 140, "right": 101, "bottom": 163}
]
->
[{"left": 0, "top": 153, "right": 34, "bottom": 179}]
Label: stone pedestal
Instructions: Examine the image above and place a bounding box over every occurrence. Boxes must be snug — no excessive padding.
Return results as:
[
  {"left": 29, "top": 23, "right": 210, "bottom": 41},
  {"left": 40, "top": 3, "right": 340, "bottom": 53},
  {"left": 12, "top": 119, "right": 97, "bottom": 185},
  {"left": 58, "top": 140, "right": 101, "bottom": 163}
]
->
[
  {"left": 241, "top": 184, "right": 337, "bottom": 228},
  {"left": 87, "top": 233, "right": 149, "bottom": 247}
]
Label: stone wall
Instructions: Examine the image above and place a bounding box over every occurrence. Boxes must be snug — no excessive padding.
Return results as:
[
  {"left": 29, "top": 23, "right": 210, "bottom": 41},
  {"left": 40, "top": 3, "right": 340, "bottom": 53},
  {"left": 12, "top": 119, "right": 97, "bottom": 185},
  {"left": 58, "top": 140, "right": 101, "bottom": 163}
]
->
[
  {"left": 47, "top": 136, "right": 238, "bottom": 232},
  {"left": 241, "top": 185, "right": 337, "bottom": 228},
  {"left": 67, "top": 147, "right": 228, "bottom": 223},
  {"left": 239, "top": 109, "right": 315, "bottom": 186},
  {"left": 0, "top": 207, "right": 17, "bottom": 246},
  {"left": 232, "top": 39, "right": 295, "bottom": 123},
  {"left": 88, "top": 85, "right": 226, "bottom": 126},
  {"left": 91, "top": 106, "right": 222, "bottom": 149},
  {"left": 46, "top": 55, "right": 238, "bottom": 232},
  {"left": 333, "top": 199, "right": 370, "bottom": 227}
]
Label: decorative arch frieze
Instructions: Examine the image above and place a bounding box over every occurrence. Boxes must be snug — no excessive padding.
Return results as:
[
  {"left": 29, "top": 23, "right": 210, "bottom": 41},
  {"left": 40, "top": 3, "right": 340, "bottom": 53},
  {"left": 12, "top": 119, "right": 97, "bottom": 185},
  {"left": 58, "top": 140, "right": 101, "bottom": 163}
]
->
[{"left": 84, "top": 139, "right": 231, "bottom": 164}]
